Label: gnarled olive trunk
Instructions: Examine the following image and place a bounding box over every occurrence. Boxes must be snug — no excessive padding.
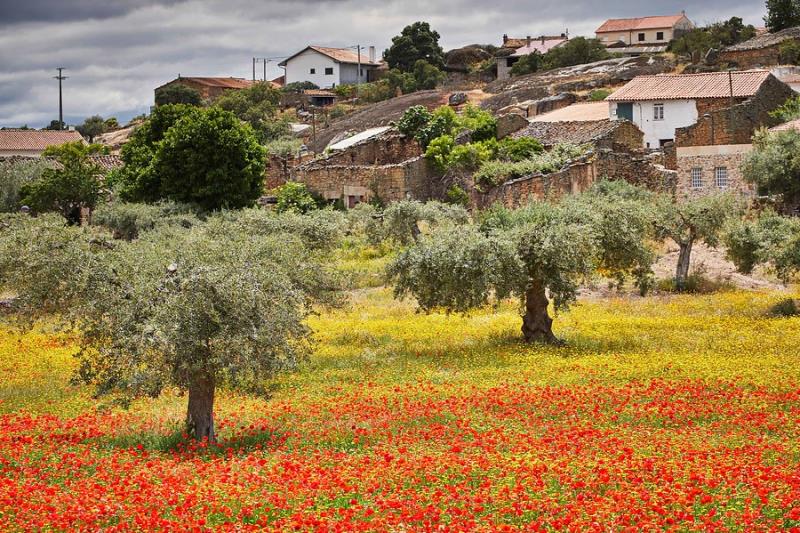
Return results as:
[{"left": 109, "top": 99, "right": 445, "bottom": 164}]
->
[
  {"left": 522, "top": 280, "right": 559, "bottom": 344},
  {"left": 186, "top": 371, "right": 216, "bottom": 443},
  {"left": 675, "top": 239, "right": 694, "bottom": 292}
]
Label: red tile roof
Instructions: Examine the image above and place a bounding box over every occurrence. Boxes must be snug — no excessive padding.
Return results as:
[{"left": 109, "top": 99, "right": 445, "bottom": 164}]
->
[
  {"left": 511, "top": 38, "right": 569, "bottom": 56},
  {"left": 279, "top": 46, "right": 382, "bottom": 67},
  {"left": 0, "top": 129, "right": 84, "bottom": 151},
  {"left": 606, "top": 71, "right": 773, "bottom": 101},
  {"left": 596, "top": 14, "right": 688, "bottom": 33}
]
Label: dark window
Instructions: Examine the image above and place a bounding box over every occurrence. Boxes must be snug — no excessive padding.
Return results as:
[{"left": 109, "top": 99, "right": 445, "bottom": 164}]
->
[
  {"left": 325, "top": 67, "right": 334, "bottom": 75},
  {"left": 656, "top": 31, "right": 664, "bottom": 40},
  {"left": 310, "top": 68, "right": 315, "bottom": 74},
  {"left": 638, "top": 33, "right": 646, "bottom": 42}
]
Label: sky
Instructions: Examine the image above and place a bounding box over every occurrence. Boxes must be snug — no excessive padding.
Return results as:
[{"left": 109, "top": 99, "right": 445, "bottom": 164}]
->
[{"left": 0, "top": 0, "right": 766, "bottom": 128}]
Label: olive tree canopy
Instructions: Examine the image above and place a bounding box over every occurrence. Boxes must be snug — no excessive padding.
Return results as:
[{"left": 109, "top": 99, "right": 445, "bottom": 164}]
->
[
  {"left": 388, "top": 184, "right": 656, "bottom": 344},
  {"left": 0, "top": 209, "right": 343, "bottom": 442}
]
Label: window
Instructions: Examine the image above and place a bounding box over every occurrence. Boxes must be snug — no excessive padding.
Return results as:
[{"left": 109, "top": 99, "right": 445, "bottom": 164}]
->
[
  {"left": 656, "top": 31, "right": 664, "bottom": 41},
  {"left": 691, "top": 167, "right": 703, "bottom": 189},
  {"left": 638, "top": 33, "right": 646, "bottom": 42},
  {"left": 309, "top": 68, "right": 316, "bottom": 74},
  {"left": 715, "top": 167, "right": 729, "bottom": 189},
  {"left": 325, "top": 67, "right": 334, "bottom": 75},
  {"left": 653, "top": 103, "right": 664, "bottom": 121}
]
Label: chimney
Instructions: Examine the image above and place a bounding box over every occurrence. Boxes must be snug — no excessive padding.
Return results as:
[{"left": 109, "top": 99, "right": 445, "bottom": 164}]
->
[
  {"left": 526, "top": 35, "right": 532, "bottom": 46},
  {"left": 503, "top": 33, "right": 508, "bottom": 44},
  {"left": 369, "top": 46, "right": 376, "bottom": 63}
]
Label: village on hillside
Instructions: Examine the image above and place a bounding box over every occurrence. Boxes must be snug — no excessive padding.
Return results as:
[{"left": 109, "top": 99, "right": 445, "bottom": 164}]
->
[
  {"left": 3, "top": 10, "right": 800, "bottom": 215},
  {"left": 2, "top": 3, "right": 800, "bottom": 530}
]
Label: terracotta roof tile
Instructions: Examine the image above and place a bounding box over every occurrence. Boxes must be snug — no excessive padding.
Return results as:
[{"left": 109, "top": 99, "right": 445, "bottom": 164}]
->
[
  {"left": 177, "top": 77, "right": 254, "bottom": 89},
  {"left": 596, "top": 14, "right": 688, "bottom": 33},
  {"left": 606, "top": 71, "right": 773, "bottom": 101},
  {"left": 0, "top": 130, "right": 84, "bottom": 151},
  {"left": 309, "top": 46, "right": 381, "bottom": 65},
  {"left": 511, "top": 38, "right": 569, "bottom": 56}
]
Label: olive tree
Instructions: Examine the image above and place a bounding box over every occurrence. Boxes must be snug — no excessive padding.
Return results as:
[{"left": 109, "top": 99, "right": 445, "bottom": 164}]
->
[
  {"left": 0, "top": 211, "right": 341, "bottom": 442},
  {"left": 388, "top": 188, "right": 655, "bottom": 344},
  {"left": 375, "top": 200, "right": 469, "bottom": 246},
  {"left": 654, "top": 193, "right": 740, "bottom": 291},
  {"left": 725, "top": 211, "right": 800, "bottom": 283}
]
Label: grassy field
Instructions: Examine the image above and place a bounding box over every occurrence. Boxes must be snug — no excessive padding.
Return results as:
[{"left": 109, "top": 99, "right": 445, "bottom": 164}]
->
[{"left": 1, "top": 270, "right": 800, "bottom": 529}]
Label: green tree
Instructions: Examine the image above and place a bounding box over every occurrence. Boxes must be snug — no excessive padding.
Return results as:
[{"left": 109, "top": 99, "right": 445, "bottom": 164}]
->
[
  {"left": 542, "top": 37, "right": 611, "bottom": 70},
  {"left": 765, "top": 0, "right": 800, "bottom": 33},
  {"left": 19, "top": 141, "right": 104, "bottom": 224},
  {"left": 113, "top": 104, "right": 199, "bottom": 203},
  {"left": 384, "top": 21, "right": 445, "bottom": 71},
  {"left": 742, "top": 129, "right": 800, "bottom": 212},
  {"left": 780, "top": 40, "right": 800, "bottom": 64},
  {"left": 76, "top": 115, "right": 107, "bottom": 142},
  {"left": 0, "top": 211, "right": 342, "bottom": 442},
  {"left": 44, "top": 119, "right": 65, "bottom": 131},
  {"left": 104, "top": 117, "right": 120, "bottom": 130},
  {"left": 282, "top": 81, "right": 320, "bottom": 94},
  {"left": 509, "top": 52, "right": 541, "bottom": 77},
  {"left": 389, "top": 191, "right": 655, "bottom": 343},
  {"left": 654, "top": 193, "right": 740, "bottom": 291},
  {"left": 155, "top": 83, "right": 203, "bottom": 106},
  {"left": 412, "top": 60, "right": 445, "bottom": 89},
  {"left": 151, "top": 107, "right": 267, "bottom": 211},
  {"left": 215, "top": 82, "right": 287, "bottom": 142}
]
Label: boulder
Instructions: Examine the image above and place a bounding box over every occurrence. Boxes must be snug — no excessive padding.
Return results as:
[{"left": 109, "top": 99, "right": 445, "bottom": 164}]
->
[
  {"left": 448, "top": 92, "right": 468, "bottom": 106},
  {"left": 496, "top": 113, "right": 530, "bottom": 139}
]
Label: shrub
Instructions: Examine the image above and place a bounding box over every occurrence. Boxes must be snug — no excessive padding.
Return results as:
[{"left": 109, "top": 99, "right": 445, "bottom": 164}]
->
[
  {"left": 444, "top": 185, "right": 470, "bottom": 207},
  {"left": 0, "top": 159, "right": 48, "bottom": 212},
  {"left": 415, "top": 114, "right": 452, "bottom": 149},
  {"left": 589, "top": 89, "right": 612, "bottom": 102},
  {"left": 474, "top": 143, "right": 588, "bottom": 190},
  {"left": 509, "top": 52, "right": 541, "bottom": 77},
  {"left": 282, "top": 81, "right": 319, "bottom": 94},
  {"left": 457, "top": 105, "right": 497, "bottom": 142},
  {"left": 265, "top": 137, "right": 302, "bottom": 159},
  {"left": 92, "top": 201, "right": 198, "bottom": 240},
  {"left": 768, "top": 298, "right": 799, "bottom": 317},
  {"left": 448, "top": 142, "right": 495, "bottom": 171},
  {"left": 497, "top": 137, "right": 543, "bottom": 162},
  {"left": 770, "top": 95, "right": 800, "bottom": 123},
  {"left": 155, "top": 84, "right": 203, "bottom": 106},
  {"left": 780, "top": 40, "right": 800, "bottom": 65},
  {"left": 396, "top": 106, "right": 433, "bottom": 138},
  {"left": 424, "top": 135, "right": 455, "bottom": 170},
  {"left": 329, "top": 104, "right": 349, "bottom": 119},
  {"left": 274, "top": 182, "right": 319, "bottom": 214}
]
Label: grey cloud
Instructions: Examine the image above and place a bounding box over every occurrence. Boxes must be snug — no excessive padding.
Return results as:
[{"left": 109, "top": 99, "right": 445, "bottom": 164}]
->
[{"left": 0, "top": 0, "right": 767, "bottom": 127}]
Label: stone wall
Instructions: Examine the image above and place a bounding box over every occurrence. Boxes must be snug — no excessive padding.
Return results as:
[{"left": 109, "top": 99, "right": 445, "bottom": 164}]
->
[
  {"left": 719, "top": 44, "right": 784, "bottom": 70},
  {"left": 289, "top": 156, "right": 437, "bottom": 204},
  {"left": 321, "top": 132, "right": 421, "bottom": 166},
  {"left": 514, "top": 119, "right": 644, "bottom": 151},
  {"left": 675, "top": 145, "right": 754, "bottom": 199},
  {"left": 472, "top": 149, "right": 676, "bottom": 209},
  {"left": 676, "top": 76, "right": 795, "bottom": 147}
]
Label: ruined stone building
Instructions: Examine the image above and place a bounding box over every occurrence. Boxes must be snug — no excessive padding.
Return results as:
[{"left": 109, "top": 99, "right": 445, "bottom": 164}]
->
[{"left": 720, "top": 27, "right": 800, "bottom": 69}]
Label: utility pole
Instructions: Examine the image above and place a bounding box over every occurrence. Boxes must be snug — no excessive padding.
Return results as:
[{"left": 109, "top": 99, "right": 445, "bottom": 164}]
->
[
  {"left": 252, "top": 57, "right": 256, "bottom": 81},
  {"left": 54, "top": 67, "right": 67, "bottom": 130}
]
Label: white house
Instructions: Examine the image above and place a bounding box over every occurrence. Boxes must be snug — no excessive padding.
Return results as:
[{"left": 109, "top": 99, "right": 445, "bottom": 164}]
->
[
  {"left": 606, "top": 70, "right": 774, "bottom": 148},
  {"left": 279, "top": 46, "right": 382, "bottom": 89}
]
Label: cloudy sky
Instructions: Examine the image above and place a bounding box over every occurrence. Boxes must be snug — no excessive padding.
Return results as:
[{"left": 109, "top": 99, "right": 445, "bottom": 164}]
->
[{"left": 0, "top": 0, "right": 765, "bottom": 128}]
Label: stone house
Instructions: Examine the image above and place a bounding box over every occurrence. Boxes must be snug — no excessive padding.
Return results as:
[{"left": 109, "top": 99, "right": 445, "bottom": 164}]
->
[
  {"left": 286, "top": 129, "right": 434, "bottom": 207},
  {"left": 496, "top": 34, "right": 569, "bottom": 80},
  {"left": 154, "top": 77, "right": 263, "bottom": 103},
  {"left": 595, "top": 13, "right": 694, "bottom": 56},
  {"left": 0, "top": 129, "right": 85, "bottom": 157},
  {"left": 720, "top": 27, "right": 800, "bottom": 69},
  {"left": 278, "top": 46, "right": 381, "bottom": 89},
  {"left": 607, "top": 70, "right": 790, "bottom": 149},
  {"left": 670, "top": 73, "right": 794, "bottom": 198}
]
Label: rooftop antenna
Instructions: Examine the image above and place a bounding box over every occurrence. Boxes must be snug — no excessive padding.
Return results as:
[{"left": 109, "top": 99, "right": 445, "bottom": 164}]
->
[{"left": 54, "top": 67, "right": 68, "bottom": 130}]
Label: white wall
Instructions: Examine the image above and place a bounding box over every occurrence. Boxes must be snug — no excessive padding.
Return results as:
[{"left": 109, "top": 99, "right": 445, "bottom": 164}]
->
[
  {"left": 284, "top": 49, "right": 341, "bottom": 88},
  {"left": 339, "top": 63, "right": 373, "bottom": 85},
  {"left": 609, "top": 99, "right": 698, "bottom": 148}
]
